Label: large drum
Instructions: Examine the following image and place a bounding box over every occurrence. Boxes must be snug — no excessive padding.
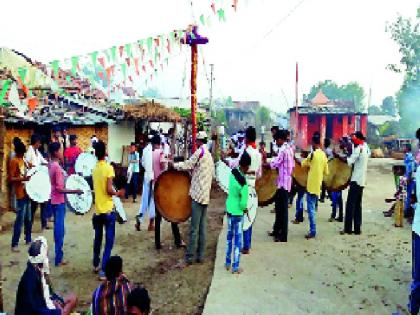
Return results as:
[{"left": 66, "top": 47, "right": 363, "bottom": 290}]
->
[
  {"left": 215, "top": 161, "right": 231, "bottom": 193},
  {"left": 292, "top": 163, "right": 308, "bottom": 188},
  {"left": 65, "top": 174, "right": 92, "bottom": 214},
  {"left": 154, "top": 170, "right": 192, "bottom": 223},
  {"left": 323, "top": 158, "right": 352, "bottom": 192},
  {"left": 26, "top": 165, "right": 51, "bottom": 203},
  {"left": 255, "top": 167, "right": 277, "bottom": 207},
  {"left": 75, "top": 153, "right": 97, "bottom": 177}
]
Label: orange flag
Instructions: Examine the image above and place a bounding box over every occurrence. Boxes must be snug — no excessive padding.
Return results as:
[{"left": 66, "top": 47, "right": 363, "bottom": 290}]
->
[
  {"left": 119, "top": 46, "right": 124, "bottom": 57},
  {"left": 28, "top": 97, "right": 38, "bottom": 113},
  {"left": 134, "top": 58, "right": 140, "bottom": 75},
  {"left": 106, "top": 67, "right": 112, "bottom": 82}
]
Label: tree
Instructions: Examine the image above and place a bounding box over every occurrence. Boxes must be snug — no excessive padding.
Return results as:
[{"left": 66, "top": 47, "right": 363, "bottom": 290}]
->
[
  {"left": 212, "top": 109, "right": 227, "bottom": 126},
  {"left": 142, "top": 88, "right": 161, "bottom": 98},
  {"left": 307, "top": 80, "right": 366, "bottom": 111},
  {"left": 387, "top": 8, "right": 420, "bottom": 137},
  {"left": 368, "top": 105, "right": 382, "bottom": 115},
  {"left": 381, "top": 96, "right": 397, "bottom": 116}
]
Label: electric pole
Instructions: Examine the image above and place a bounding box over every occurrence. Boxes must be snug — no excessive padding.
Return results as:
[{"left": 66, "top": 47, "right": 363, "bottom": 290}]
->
[{"left": 209, "top": 64, "right": 214, "bottom": 116}]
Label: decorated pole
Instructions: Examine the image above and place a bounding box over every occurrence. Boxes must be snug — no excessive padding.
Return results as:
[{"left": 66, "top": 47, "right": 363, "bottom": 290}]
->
[{"left": 182, "top": 25, "right": 208, "bottom": 153}]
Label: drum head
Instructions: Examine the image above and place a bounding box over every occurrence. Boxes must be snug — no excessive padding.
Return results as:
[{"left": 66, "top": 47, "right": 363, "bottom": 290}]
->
[
  {"left": 215, "top": 161, "right": 230, "bottom": 193},
  {"left": 154, "top": 170, "right": 192, "bottom": 223},
  {"left": 26, "top": 167, "right": 51, "bottom": 203},
  {"left": 323, "top": 158, "right": 352, "bottom": 192},
  {"left": 65, "top": 175, "right": 92, "bottom": 214},
  {"left": 243, "top": 187, "right": 257, "bottom": 231},
  {"left": 292, "top": 163, "right": 308, "bottom": 188},
  {"left": 75, "top": 153, "right": 98, "bottom": 177},
  {"left": 255, "top": 167, "right": 277, "bottom": 207}
]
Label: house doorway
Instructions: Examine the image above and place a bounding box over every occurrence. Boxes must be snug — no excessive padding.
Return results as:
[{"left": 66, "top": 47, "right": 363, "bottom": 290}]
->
[{"left": 326, "top": 116, "right": 334, "bottom": 139}]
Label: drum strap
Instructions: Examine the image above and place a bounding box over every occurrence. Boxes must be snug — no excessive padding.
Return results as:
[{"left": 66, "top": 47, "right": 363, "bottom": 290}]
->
[{"left": 232, "top": 169, "right": 246, "bottom": 187}]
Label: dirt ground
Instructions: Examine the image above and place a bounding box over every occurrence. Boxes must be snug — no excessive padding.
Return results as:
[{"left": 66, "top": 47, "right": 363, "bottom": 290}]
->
[
  {"left": 204, "top": 158, "right": 413, "bottom": 315},
  {"left": 0, "top": 184, "right": 226, "bottom": 315}
]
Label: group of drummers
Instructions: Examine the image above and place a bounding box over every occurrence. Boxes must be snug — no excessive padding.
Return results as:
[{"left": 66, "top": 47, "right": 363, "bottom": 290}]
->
[{"left": 218, "top": 125, "right": 370, "bottom": 274}]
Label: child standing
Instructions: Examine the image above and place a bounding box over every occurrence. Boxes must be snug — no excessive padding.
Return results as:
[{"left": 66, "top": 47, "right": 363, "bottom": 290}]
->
[{"left": 225, "top": 151, "right": 251, "bottom": 274}]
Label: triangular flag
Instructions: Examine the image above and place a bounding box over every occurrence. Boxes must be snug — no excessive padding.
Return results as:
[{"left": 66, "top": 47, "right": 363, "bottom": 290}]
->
[
  {"left": 104, "top": 50, "right": 111, "bottom": 62},
  {"left": 66, "top": 75, "right": 71, "bottom": 83},
  {"left": 27, "top": 97, "right": 38, "bottom": 113},
  {"left": 232, "top": 0, "right": 238, "bottom": 11},
  {"left": 211, "top": 3, "right": 216, "bottom": 14},
  {"left": 98, "top": 71, "right": 104, "bottom": 81},
  {"left": 128, "top": 75, "right": 133, "bottom": 83},
  {"left": 142, "top": 65, "right": 147, "bottom": 73},
  {"left": 17, "top": 67, "right": 27, "bottom": 83},
  {"left": 90, "top": 51, "right": 98, "bottom": 67},
  {"left": 111, "top": 46, "right": 117, "bottom": 62},
  {"left": 0, "top": 79, "right": 12, "bottom": 106},
  {"left": 147, "top": 37, "right": 153, "bottom": 53},
  {"left": 125, "top": 43, "right": 133, "bottom": 58},
  {"left": 134, "top": 58, "right": 140, "bottom": 75},
  {"left": 149, "top": 60, "right": 154, "bottom": 68},
  {"left": 98, "top": 57, "right": 106, "bottom": 69},
  {"left": 217, "top": 8, "right": 226, "bottom": 21},
  {"left": 50, "top": 60, "right": 60, "bottom": 78},
  {"left": 106, "top": 67, "right": 112, "bottom": 82},
  {"left": 119, "top": 46, "right": 124, "bottom": 57},
  {"left": 167, "top": 39, "right": 171, "bottom": 53},
  {"left": 154, "top": 38, "right": 160, "bottom": 47},
  {"left": 71, "top": 56, "right": 79, "bottom": 76},
  {"left": 121, "top": 63, "right": 127, "bottom": 79},
  {"left": 200, "top": 14, "right": 206, "bottom": 25},
  {"left": 169, "top": 32, "right": 176, "bottom": 43},
  {"left": 125, "top": 58, "right": 131, "bottom": 67}
]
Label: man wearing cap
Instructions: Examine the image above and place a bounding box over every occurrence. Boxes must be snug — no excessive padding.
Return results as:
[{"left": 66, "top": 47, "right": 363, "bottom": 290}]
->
[
  {"left": 174, "top": 131, "right": 214, "bottom": 265},
  {"left": 334, "top": 131, "right": 370, "bottom": 235},
  {"left": 64, "top": 135, "right": 83, "bottom": 175}
]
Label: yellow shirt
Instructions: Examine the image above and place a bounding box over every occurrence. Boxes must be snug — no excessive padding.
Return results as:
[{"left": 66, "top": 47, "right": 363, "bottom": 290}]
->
[
  {"left": 302, "top": 149, "right": 329, "bottom": 197},
  {"left": 93, "top": 160, "right": 115, "bottom": 214}
]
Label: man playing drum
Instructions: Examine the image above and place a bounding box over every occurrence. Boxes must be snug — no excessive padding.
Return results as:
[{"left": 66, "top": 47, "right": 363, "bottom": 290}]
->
[
  {"left": 63, "top": 135, "right": 82, "bottom": 175},
  {"left": 268, "top": 129, "right": 295, "bottom": 242},
  {"left": 25, "top": 134, "right": 50, "bottom": 231},
  {"left": 92, "top": 141, "right": 125, "bottom": 280},
  {"left": 174, "top": 131, "right": 214, "bottom": 265},
  {"left": 334, "top": 131, "right": 369, "bottom": 235}
]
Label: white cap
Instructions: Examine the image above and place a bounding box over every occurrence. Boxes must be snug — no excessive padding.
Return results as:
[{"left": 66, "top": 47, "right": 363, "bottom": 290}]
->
[{"left": 197, "top": 131, "right": 208, "bottom": 140}]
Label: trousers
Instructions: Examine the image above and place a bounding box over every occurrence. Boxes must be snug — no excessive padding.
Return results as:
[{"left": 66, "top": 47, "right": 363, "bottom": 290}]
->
[
  {"left": 186, "top": 200, "right": 207, "bottom": 263},
  {"left": 273, "top": 188, "right": 289, "bottom": 241},
  {"left": 11, "top": 198, "right": 31, "bottom": 247},
  {"left": 225, "top": 215, "right": 243, "bottom": 272},
  {"left": 155, "top": 210, "right": 181, "bottom": 249},
  {"left": 52, "top": 203, "right": 66, "bottom": 265},
  {"left": 138, "top": 179, "right": 155, "bottom": 222},
  {"left": 92, "top": 212, "right": 116, "bottom": 271},
  {"left": 344, "top": 182, "right": 364, "bottom": 234}
]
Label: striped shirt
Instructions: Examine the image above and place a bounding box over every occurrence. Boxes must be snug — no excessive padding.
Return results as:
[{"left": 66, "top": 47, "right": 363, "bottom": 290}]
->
[
  {"left": 92, "top": 275, "right": 132, "bottom": 315},
  {"left": 175, "top": 145, "right": 214, "bottom": 205},
  {"left": 270, "top": 143, "right": 295, "bottom": 191}
]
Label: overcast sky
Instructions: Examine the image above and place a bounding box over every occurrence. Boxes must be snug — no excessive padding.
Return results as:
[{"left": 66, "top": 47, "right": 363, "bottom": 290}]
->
[{"left": 1, "top": 0, "right": 418, "bottom": 113}]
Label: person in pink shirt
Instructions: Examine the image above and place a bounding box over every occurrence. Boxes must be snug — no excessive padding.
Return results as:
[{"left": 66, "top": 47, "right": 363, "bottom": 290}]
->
[
  {"left": 150, "top": 135, "right": 185, "bottom": 250},
  {"left": 64, "top": 135, "right": 83, "bottom": 175},
  {"left": 48, "top": 142, "right": 82, "bottom": 266}
]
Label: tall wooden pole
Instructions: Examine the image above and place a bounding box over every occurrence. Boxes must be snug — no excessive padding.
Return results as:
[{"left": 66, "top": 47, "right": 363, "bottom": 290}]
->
[
  {"left": 191, "top": 44, "right": 198, "bottom": 153},
  {"left": 295, "top": 62, "right": 299, "bottom": 145}
]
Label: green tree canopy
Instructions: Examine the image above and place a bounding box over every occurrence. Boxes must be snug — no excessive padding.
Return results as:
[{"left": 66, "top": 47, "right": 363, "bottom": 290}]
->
[
  {"left": 387, "top": 7, "right": 420, "bottom": 137},
  {"left": 381, "top": 96, "right": 397, "bottom": 116},
  {"left": 368, "top": 105, "right": 382, "bottom": 115},
  {"left": 307, "top": 80, "right": 366, "bottom": 111}
]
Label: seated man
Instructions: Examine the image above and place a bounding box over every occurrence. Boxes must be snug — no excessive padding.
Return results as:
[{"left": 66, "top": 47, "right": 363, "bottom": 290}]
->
[
  {"left": 15, "top": 236, "right": 77, "bottom": 315},
  {"left": 92, "top": 256, "right": 132, "bottom": 315},
  {"left": 127, "top": 287, "right": 151, "bottom": 315}
]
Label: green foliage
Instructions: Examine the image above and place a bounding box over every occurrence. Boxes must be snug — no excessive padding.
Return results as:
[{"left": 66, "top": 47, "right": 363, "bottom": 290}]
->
[
  {"left": 378, "top": 121, "right": 400, "bottom": 137},
  {"left": 368, "top": 105, "right": 382, "bottom": 115},
  {"left": 173, "top": 107, "right": 206, "bottom": 129},
  {"left": 307, "top": 80, "right": 366, "bottom": 111},
  {"left": 212, "top": 109, "right": 227, "bottom": 126},
  {"left": 387, "top": 8, "right": 420, "bottom": 137},
  {"left": 381, "top": 96, "right": 397, "bottom": 116}
]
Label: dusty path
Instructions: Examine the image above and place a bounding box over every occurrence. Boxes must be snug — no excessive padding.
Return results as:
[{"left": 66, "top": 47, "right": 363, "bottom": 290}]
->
[
  {"left": 0, "top": 185, "right": 225, "bottom": 314},
  {"left": 204, "top": 158, "right": 412, "bottom": 315}
]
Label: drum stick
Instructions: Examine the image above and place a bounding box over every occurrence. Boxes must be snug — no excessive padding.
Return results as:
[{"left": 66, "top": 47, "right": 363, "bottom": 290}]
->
[{"left": 245, "top": 211, "right": 251, "bottom": 222}]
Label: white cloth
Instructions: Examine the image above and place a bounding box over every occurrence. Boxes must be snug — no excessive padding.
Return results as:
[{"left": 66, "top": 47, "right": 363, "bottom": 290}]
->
[
  {"left": 25, "top": 145, "right": 47, "bottom": 167},
  {"left": 413, "top": 165, "right": 420, "bottom": 236},
  {"left": 163, "top": 142, "right": 170, "bottom": 157},
  {"left": 347, "top": 142, "right": 370, "bottom": 187},
  {"left": 142, "top": 143, "right": 154, "bottom": 181},
  {"left": 228, "top": 146, "right": 262, "bottom": 188}
]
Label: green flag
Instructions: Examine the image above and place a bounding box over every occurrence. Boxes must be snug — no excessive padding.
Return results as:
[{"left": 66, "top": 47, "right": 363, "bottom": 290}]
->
[
  {"left": 71, "top": 56, "right": 79, "bottom": 76},
  {"left": 110, "top": 46, "right": 117, "bottom": 62},
  {"left": 17, "top": 67, "right": 27, "bottom": 83},
  {"left": 200, "top": 14, "right": 206, "bottom": 25},
  {"left": 147, "top": 37, "right": 153, "bottom": 53},
  {"left": 104, "top": 50, "right": 111, "bottom": 62},
  {"left": 0, "top": 79, "right": 12, "bottom": 106},
  {"left": 217, "top": 8, "right": 226, "bottom": 22},
  {"left": 50, "top": 60, "right": 60, "bottom": 78},
  {"left": 169, "top": 31, "right": 176, "bottom": 43},
  {"left": 66, "top": 75, "right": 71, "bottom": 83},
  {"left": 121, "top": 63, "right": 127, "bottom": 79},
  {"left": 90, "top": 51, "right": 98, "bottom": 67},
  {"left": 125, "top": 43, "right": 133, "bottom": 58}
]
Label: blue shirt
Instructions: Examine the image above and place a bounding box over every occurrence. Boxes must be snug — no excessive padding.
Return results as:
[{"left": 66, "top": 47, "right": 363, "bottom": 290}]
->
[
  {"left": 404, "top": 152, "right": 416, "bottom": 179},
  {"left": 128, "top": 152, "right": 140, "bottom": 173}
]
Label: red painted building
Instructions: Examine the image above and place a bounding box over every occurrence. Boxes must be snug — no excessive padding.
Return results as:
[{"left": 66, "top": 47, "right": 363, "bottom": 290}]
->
[{"left": 289, "top": 90, "right": 368, "bottom": 149}]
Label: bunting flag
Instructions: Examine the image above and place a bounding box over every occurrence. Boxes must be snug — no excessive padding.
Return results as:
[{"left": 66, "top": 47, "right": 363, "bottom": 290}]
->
[
  {"left": 232, "top": 0, "right": 238, "bottom": 11},
  {"left": 125, "top": 43, "right": 133, "bottom": 58},
  {"left": 120, "top": 63, "right": 127, "bottom": 79},
  {"left": 50, "top": 60, "right": 60, "bottom": 78},
  {"left": 106, "top": 67, "right": 112, "bottom": 82},
  {"left": 149, "top": 60, "right": 154, "bottom": 68},
  {"left": 217, "top": 8, "right": 226, "bottom": 21},
  {"left": 128, "top": 75, "right": 133, "bottom": 83},
  {"left": 27, "top": 97, "right": 39, "bottom": 113},
  {"left": 119, "top": 45, "right": 124, "bottom": 57},
  {"left": 147, "top": 37, "right": 153, "bottom": 53},
  {"left": 211, "top": 2, "right": 216, "bottom": 14},
  {"left": 166, "top": 38, "right": 171, "bottom": 53},
  {"left": 200, "top": 14, "right": 206, "bottom": 25},
  {"left": 98, "top": 71, "right": 104, "bottom": 81},
  {"left": 17, "top": 67, "right": 28, "bottom": 83},
  {"left": 66, "top": 75, "right": 71, "bottom": 83},
  {"left": 90, "top": 51, "right": 98, "bottom": 67},
  {"left": 111, "top": 46, "right": 117, "bottom": 62},
  {"left": 125, "top": 58, "right": 131, "bottom": 67},
  {"left": 0, "top": 79, "right": 12, "bottom": 106},
  {"left": 142, "top": 65, "right": 147, "bottom": 73},
  {"left": 104, "top": 50, "right": 111, "bottom": 62},
  {"left": 98, "top": 57, "right": 106, "bottom": 69},
  {"left": 154, "top": 38, "right": 160, "bottom": 47},
  {"left": 71, "top": 56, "right": 79, "bottom": 75},
  {"left": 8, "top": 82, "right": 24, "bottom": 111},
  {"left": 134, "top": 58, "right": 140, "bottom": 75}
]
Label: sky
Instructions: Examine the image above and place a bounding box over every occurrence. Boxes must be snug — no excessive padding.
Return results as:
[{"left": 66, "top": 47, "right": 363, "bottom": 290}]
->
[{"left": 1, "top": 0, "right": 418, "bottom": 113}]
